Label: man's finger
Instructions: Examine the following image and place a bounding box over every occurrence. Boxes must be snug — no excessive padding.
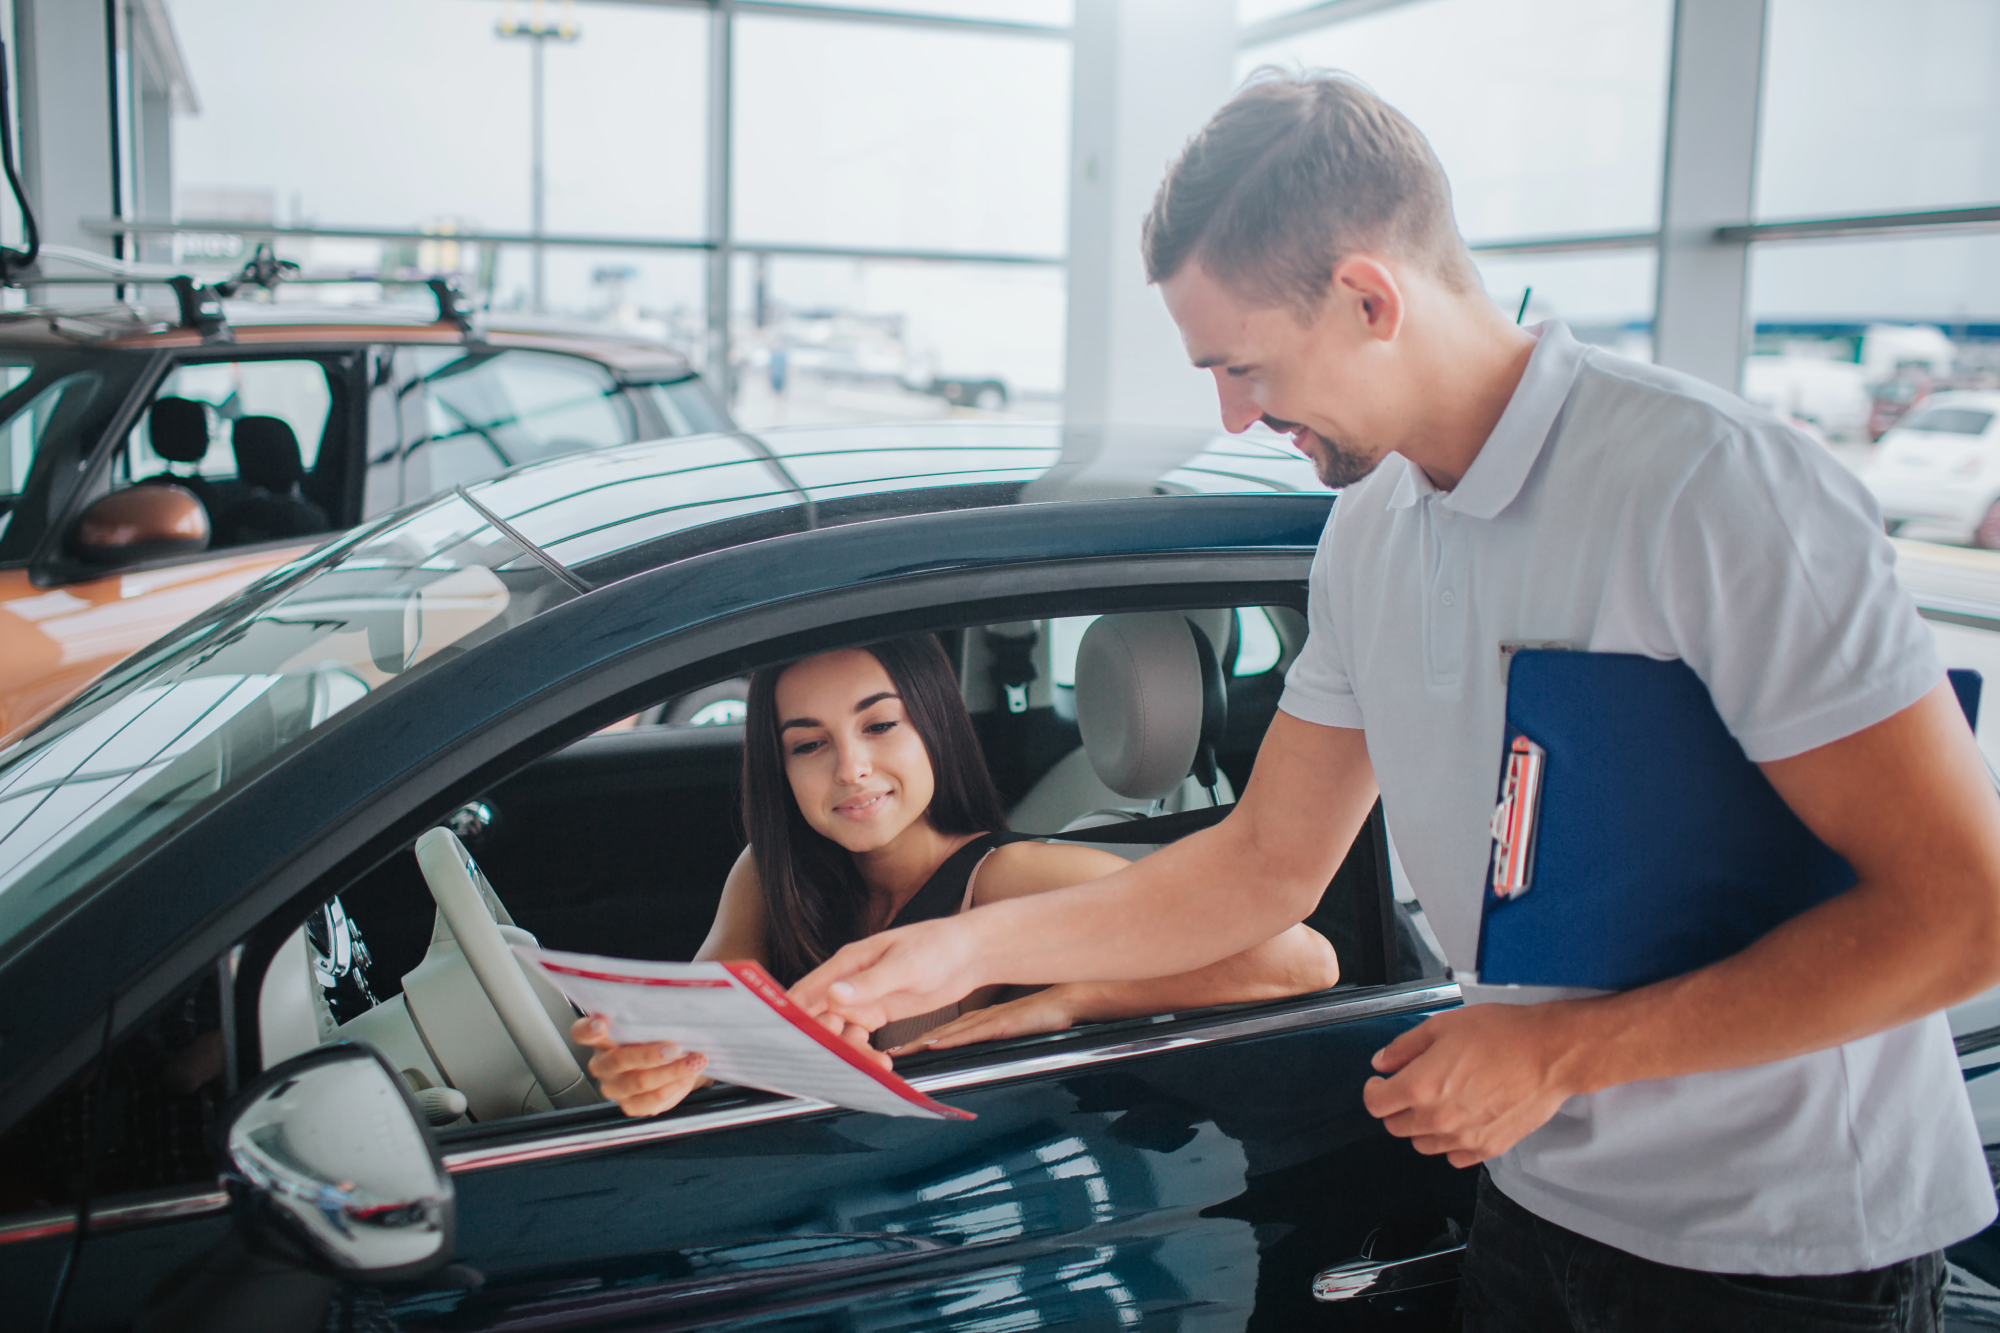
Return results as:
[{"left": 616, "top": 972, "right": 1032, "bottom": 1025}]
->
[
  {"left": 1371, "top": 1020, "right": 1438, "bottom": 1075},
  {"left": 791, "top": 936, "right": 897, "bottom": 1016}
]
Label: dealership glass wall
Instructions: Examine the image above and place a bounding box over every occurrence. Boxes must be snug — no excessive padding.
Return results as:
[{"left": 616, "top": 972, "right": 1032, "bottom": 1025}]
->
[
  {"left": 143, "top": 0, "right": 2000, "bottom": 437},
  {"left": 154, "top": 0, "right": 1070, "bottom": 428}
]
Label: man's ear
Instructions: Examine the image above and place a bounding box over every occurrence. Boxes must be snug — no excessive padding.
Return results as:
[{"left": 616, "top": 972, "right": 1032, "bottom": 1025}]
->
[{"left": 1330, "top": 256, "right": 1405, "bottom": 343}]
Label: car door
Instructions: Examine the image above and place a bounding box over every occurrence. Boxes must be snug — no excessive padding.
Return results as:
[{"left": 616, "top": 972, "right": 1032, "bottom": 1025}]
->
[{"left": 30, "top": 536, "right": 1469, "bottom": 1332}]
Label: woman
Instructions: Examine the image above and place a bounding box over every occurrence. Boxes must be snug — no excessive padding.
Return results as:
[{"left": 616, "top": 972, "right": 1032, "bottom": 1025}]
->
[{"left": 574, "top": 634, "right": 1339, "bottom": 1117}]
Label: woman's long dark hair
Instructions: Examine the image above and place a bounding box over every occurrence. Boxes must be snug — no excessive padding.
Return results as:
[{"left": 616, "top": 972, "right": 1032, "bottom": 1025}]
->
[{"left": 743, "top": 635, "right": 1009, "bottom": 985}]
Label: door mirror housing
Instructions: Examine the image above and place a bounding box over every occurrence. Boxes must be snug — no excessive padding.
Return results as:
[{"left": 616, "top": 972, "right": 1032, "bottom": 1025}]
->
[
  {"left": 221, "top": 1041, "right": 455, "bottom": 1282},
  {"left": 69, "top": 484, "right": 210, "bottom": 563}
]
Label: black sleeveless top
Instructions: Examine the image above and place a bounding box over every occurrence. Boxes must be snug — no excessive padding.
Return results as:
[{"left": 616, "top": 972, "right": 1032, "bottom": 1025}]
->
[
  {"left": 871, "top": 831, "right": 1031, "bottom": 1050},
  {"left": 885, "top": 831, "right": 1032, "bottom": 929}
]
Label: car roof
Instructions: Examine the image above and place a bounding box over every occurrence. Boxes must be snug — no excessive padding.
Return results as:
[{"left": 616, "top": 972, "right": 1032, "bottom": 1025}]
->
[
  {"left": 462, "top": 420, "right": 1328, "bottom": 584},
  {"left": 0, "top": 299, "right": 697, "bottom": 378}
]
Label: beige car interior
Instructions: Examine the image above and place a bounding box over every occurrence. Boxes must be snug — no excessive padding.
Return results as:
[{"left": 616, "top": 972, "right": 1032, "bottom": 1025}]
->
[{"left": 257, "top": 603, "right": 1308, "bottom": 1126}]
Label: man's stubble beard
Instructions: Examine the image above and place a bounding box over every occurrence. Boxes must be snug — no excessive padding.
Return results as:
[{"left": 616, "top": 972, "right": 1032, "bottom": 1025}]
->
[{"left": 1302, "top": 430, "right": 1378, "bottom": 489}]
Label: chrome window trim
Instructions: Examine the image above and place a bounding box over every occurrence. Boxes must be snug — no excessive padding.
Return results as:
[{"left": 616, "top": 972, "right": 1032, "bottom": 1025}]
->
[
  {"left": 0, "top": 1206, "right": 76, "bottom": 1246},
  {"left": 87, "top": 1186, "right": 232, "bottom": 1232},
  {"left": 441, "top": 980, "right": 1461, "bottom": 1175}
]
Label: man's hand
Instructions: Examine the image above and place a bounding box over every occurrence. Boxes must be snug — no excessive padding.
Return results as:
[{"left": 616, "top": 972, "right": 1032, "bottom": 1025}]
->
[
  {"left": 793, "top": 915, "right": 984, "bottom": 1032},
  {"left": 1362, "top": 1002, "right": 1587, "bottom": 1168}
]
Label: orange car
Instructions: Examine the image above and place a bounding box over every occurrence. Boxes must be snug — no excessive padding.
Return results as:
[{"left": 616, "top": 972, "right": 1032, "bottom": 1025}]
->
[{"left": 0, "top": 295, "right": 729, "bottom": 743}]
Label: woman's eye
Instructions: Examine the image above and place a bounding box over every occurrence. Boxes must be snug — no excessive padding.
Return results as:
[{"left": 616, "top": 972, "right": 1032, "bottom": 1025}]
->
[
  {"left": 865, "top": 720, "right": 898, "bottom": 735},
  {"left": 789, "top": 739, "right": 824, "bottom": 757}
]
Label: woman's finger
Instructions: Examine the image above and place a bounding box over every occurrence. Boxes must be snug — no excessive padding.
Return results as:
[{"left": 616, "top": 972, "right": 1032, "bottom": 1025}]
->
[
  {"left": 586, "top": 1040, "right": 684, "bottom": 1081},
  {"left": 571, "top": 1014, "right": 618, "bottom": 1049},
  {"left": 603, "top": 1053, "right": 707, "bottom": 1116}
]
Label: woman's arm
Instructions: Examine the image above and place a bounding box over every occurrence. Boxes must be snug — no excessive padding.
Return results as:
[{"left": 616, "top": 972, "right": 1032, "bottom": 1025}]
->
[
  {"left": 906, "top": 841, "right": 1341, "bottom": 1051},
  {"left": 573, "top": 847, "right": 768, "bottom": 1116}
]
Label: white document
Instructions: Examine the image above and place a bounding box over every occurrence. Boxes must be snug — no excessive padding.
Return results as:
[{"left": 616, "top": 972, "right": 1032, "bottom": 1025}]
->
[{"left": 513, "top": 945, "right": 972, "bottom": 1121}]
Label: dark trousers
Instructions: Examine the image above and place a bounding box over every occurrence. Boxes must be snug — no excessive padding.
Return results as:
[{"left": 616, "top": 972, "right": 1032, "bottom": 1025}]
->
[{"left": 1462, "top": 1169, "right": 1946, "bottom": 1332}]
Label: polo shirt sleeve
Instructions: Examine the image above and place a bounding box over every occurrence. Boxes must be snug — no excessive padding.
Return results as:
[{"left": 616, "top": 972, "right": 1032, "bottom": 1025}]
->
[
  {"left": 1278, "top": 522, "right": 1367, "bottom": 730},
  {"left": 1646, "top": 420, "right": 1943, "bottom": 763}
]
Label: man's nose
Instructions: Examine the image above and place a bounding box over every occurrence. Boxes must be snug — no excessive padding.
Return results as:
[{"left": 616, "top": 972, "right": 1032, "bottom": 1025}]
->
[{"left": 1212, "top": 370, "right": 1262, "bottom": 434}]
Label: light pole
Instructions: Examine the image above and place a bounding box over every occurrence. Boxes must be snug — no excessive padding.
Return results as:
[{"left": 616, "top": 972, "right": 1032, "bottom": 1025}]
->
[{"left": 498, "top": 0, "right": 579, "bottom": 314}]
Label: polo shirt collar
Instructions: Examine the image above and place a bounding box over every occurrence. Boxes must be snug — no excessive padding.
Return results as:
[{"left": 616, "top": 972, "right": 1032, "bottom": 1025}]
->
[{"left": 1383, "top": 320, "right": 1589, "bottom": 518}]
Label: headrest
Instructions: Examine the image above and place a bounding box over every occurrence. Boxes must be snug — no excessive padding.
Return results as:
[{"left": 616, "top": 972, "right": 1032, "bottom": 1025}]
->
[
  {"left": 1074, "top": 612, "right": 1229, "bottom": 800},
  {"left": 149, "top": 397, "right": 210, "bottom": 465},
  {"left": 232, "top": 416, "right": 304, "bottom": 489}
]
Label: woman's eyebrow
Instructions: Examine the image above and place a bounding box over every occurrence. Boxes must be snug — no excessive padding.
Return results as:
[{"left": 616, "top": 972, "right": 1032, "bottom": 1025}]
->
[
  {"left": 854, "top": 691, "right": 900, "bottom": 712},
  {"left": 779, "top": 716, "right": 820, "bottom": 733}
]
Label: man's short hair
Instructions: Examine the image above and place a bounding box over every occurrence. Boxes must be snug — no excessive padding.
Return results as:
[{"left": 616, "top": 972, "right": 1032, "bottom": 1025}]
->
[{"left": 1143, "top": 69, "right": 1476, "bottom": 317}]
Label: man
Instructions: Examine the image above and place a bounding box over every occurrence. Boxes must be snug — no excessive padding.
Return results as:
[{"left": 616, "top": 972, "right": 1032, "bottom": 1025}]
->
[{"left": 795, "top": 72, "right": 2000, "bottom": 1329}]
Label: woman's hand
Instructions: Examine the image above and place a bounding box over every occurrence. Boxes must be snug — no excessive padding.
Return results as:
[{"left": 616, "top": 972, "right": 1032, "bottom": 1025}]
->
[
  {"left": 887, "top": 985, "right": 1086, "bottom": 1054},
  {"left": 572, "top": 1014, "right": 710, "bottom": 1118}
]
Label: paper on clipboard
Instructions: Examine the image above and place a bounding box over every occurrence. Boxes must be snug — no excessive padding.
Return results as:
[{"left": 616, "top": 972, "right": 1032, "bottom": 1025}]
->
[{"left": 512, "top": 944, "right": 973, "bottom": 1121}]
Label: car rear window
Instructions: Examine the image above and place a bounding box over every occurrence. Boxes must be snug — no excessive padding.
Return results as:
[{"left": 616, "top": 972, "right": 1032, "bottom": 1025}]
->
[{"left": 1901, "top": 407, "right": 1995, "bottom": 436}]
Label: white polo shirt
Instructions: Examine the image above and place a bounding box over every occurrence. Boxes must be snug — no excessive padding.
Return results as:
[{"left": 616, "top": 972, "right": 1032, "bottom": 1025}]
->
[{"left": 1279, "top": 321, "right": 1995, "bottom": 1275}]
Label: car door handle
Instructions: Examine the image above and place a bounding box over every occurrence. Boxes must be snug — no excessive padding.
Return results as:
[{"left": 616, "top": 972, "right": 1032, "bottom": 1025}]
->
[{"left": 1311, "top": 1242, "right": 1465, "bottom": 1303}]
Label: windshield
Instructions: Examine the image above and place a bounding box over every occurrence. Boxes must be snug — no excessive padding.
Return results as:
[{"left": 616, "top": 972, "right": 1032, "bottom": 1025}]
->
[
  {"left": 0, "top": 352, "right": 137, "bottom": 549},
  {"left": 1901, "top": 406, "right": 1995, "bottom": 437},
  {"left": 0, "top": 494, "right": 578, "bottom": 956}
]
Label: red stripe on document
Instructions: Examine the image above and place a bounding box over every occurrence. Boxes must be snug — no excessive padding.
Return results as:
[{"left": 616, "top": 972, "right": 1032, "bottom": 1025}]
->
[
  {"left": 719, "top": 960, "right": 975, "bottom": 1120},
  {"left": 536, "top": 961, "right": 734, "bottom": 988}
]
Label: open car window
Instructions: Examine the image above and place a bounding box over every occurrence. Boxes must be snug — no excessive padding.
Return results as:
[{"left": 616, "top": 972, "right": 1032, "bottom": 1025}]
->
[{"left": 286, "top": 598, "right": 1441, "bottom": 1144}]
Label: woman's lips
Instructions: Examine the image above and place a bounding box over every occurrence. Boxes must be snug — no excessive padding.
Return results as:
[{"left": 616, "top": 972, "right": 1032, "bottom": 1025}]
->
[{"left": 834, "top": 790, "right": 891, "bottom": 819}]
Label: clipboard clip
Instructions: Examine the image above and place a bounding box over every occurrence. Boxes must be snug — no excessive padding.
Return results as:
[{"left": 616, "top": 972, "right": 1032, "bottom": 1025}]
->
[{"left": 1489, "top": 734, "right": 1545, "bottom": 898}]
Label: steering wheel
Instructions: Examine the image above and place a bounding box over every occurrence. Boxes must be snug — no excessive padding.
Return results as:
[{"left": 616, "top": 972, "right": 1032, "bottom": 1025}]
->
[{"left": 412, "top": 827, "right": 596, "bottom": 1109}]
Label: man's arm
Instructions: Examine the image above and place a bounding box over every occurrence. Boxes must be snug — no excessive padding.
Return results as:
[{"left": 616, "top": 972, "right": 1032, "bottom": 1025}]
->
[
  {"left": 1365, "top": 679, "right": 2000, "bottom": 1166},
  {"left": 791, "top": 712, "right": 1378, "bottom": 1029}
]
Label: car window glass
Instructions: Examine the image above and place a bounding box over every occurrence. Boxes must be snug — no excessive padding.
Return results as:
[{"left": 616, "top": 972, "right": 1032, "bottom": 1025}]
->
[
  {"left": 646, "top": 380, "right": 731, "bottom": 437},
  {"left": 1901, "top": 407, "right": 1995, "bottom": 436},
  {"left": 0, "top": 368, "right": 107, "bottom": 498},
  {"left": 0, "top": 495, "right": 578, "bottom": 956},
  {"left": 0, "top": 964, "right": 225, "bottom": 1218},
  {"left": 404, "top": 349, "right": 634, "bottom": 506},
  {"left": 1049, "top": 607, "right": 1286, "bottom": 687},
  {"left": 119, "top": 358, "right": 335, "bottom": 482},
  {"left": 0, "top": 370, "right": 106, "bottom": 542}
]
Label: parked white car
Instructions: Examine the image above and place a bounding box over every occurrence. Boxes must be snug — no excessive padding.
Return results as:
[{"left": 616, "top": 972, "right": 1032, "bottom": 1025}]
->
[{"left": 1858, "top": 391, "right": 2000, "bottom": 546}]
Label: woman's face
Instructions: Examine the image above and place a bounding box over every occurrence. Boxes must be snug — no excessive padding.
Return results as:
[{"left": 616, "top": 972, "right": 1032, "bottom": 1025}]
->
[{"left": 774, "top": 649, "right": 937, "bottom": 855}]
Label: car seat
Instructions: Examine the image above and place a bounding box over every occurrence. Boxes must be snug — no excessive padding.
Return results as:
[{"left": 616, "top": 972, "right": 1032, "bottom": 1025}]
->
[
  {"left": 212, "top": 415, "right": 331, "bottom": 546},
  {"left": 137, "top": 397, "right": 218, "bottom": 514},
  {"left": 1008, "top": 611, "right": 1237, "bottom": 857}
]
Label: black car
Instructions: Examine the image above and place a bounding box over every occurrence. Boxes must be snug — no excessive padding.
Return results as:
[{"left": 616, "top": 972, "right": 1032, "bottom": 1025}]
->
[{"left": 0, "top": 420, "right": 1993, "bottom": 1331}]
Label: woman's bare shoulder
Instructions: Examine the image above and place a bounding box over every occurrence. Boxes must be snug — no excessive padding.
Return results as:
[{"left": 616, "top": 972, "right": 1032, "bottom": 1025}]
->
[{"left": 972, "top": 837, "right": 1127, "bottom": 904}]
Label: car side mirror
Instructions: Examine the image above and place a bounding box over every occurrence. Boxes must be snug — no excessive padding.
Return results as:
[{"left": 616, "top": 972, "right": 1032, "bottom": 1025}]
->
[
  {"left": 69, "top": 484, "right": 210, "bottom": 564},
  {"left": 221, "top": 1041, "right": 455, "bottom": 1282}
]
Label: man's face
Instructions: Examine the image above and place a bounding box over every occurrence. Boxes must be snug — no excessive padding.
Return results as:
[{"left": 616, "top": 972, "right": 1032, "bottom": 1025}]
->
[{"left": 1159, "top": 261, "right": 1387, "bottom": 489}]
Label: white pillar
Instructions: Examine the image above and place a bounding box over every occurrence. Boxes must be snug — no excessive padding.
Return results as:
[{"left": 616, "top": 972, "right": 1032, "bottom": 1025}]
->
[
  {"left": 1652, "top": 0, "right": 1769, "bottom": 393},
  {"left": 14, "top": 0, "right": 117, "bottom": 270},
  {"left": 1051, "top": 0, "right": 1237, "bottom": 495}
]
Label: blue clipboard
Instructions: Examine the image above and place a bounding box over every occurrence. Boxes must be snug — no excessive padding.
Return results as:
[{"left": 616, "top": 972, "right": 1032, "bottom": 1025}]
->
[{"left": 1472, "top": 652, "right": 1981, "bottom": 991}]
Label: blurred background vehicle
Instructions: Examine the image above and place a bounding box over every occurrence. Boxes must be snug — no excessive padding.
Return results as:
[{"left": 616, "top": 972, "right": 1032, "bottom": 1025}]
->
[
  {"left": 0, "top": 269, "right": 731, "bottom": 742},
  {"left": 1859, "top": 390, "right": 2000, "bottom": 546}
]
